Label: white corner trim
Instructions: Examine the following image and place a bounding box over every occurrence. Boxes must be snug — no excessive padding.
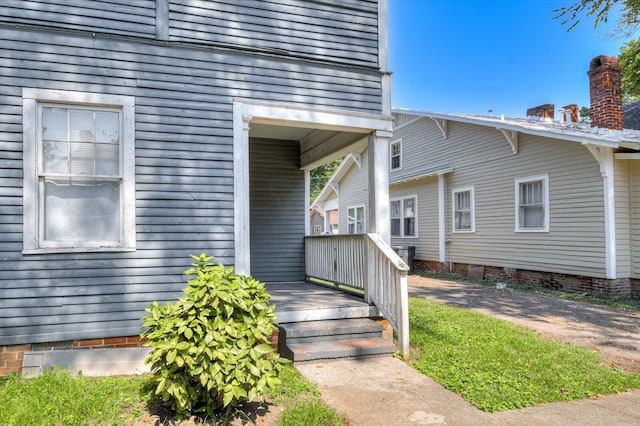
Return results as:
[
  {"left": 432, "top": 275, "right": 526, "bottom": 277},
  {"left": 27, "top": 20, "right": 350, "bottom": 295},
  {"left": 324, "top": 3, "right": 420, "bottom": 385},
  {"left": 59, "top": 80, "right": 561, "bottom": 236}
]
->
[
  {"left": 585, "top": 144, "right": 617, "bottom": 279},
  {"left": 438, "top": 174, "right": 446, "bottom": 262}
]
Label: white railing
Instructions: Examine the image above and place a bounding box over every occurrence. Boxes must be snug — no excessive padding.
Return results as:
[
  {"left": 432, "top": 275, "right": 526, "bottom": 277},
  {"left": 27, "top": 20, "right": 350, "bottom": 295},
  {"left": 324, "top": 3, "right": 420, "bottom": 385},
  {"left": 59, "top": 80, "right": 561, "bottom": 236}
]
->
[
  {"left": 305, "top": 233, "right": 410, "bottom": 359},
  {"left": 304, "top": 234, "right": 368, "bottom": 291}
]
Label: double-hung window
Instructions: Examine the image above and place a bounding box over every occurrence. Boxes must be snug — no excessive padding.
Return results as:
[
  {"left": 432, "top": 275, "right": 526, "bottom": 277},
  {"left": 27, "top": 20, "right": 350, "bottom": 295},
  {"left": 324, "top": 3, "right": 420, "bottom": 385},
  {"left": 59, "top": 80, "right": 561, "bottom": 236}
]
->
[
  {"left": 390, "top": 139, "right": 402, "bottom": 171},
  {"left": 22, "top": 88, "right": 136, "bottom": 252},
  {"left": 347, "top": 206, "right": 365, "bottom": 234},
  {"left": 452, "top": 186, "right": 475, "bottom": 232},
  {"left": 515, "top": 174, "right": 549, "bottom": 232},
  {"left": 390, "top": 196, "right": 417, "bottom": 237}
]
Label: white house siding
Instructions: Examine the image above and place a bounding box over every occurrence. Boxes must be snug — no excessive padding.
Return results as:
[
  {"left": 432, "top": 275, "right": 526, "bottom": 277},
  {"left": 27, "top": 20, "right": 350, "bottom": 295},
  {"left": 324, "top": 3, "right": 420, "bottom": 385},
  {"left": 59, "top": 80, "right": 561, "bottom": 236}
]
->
[
  {"left": 0, "top": 1, "right": 384, "bottom": 346},
  {"left": 338, "top": 153, "right": 369, "bottom": 234},
  {"left": 389, "top": 178, "right": 439, "bottom": 261},
  {"left": 391, "top": 118, "right": 607, "bottom": 278},
  {"left": 615, "top": 159, "right": 631, "bottom": 278}
]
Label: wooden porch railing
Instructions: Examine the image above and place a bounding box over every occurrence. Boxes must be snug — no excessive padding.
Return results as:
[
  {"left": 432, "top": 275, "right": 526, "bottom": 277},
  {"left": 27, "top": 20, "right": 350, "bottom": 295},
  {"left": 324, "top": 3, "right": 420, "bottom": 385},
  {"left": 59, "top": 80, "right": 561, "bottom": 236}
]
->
[{"left": 304, "top": 233, "right": 410, "bottom": 359}]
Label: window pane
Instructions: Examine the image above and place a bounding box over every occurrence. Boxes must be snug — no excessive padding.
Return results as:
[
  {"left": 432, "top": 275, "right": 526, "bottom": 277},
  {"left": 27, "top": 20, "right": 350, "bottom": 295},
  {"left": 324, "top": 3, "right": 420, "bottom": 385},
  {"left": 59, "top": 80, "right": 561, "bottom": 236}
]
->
[
  {"left": 521, "top": 181, "right": 542, "bottom": 205},
  {"left": 43, "top": 141, "right": 69, "bottom": 174},
  {"left": 43, "top": 179, "right": 120, "bottom": 242},
  {"left": 456, "top": 191, "right": 470, "bottom": 210},
  {"left": 391, "top": 218, "right": 401, "bottom": 236},
  {"left": 70, "top": 109, "right": 94, "bottom": 142},
  {"left": 392, "top": 143, "right": 400, "bottom": 156},
  {"left": 95, "top": 143, "right": 119, "bottom": 175},
  {"left": 404, "top": 198, "right": 415, "bottom": 218},
  {"left": 456, "top": 211, "right": 471, "bottom": 230},
  {"left": 404, "top": 217, "right": 415, "bottom": 236},
  {"left": 95, "top": 111, "right": 119, "bottom": 143},
  {"left": 70, "top": 142, "right": 95, "bottom": 175},
  {"left": 42, "top": 107, "right": 68, "bottom": 141},
  {"left": 521, "top": 205, "right": 544, "bottom": 228},
  {"left": 390, "top": 201, "right": 401, "bottom": 218},
  {"left": 391, "top": 156, "right": 400, "bottom": 169}
]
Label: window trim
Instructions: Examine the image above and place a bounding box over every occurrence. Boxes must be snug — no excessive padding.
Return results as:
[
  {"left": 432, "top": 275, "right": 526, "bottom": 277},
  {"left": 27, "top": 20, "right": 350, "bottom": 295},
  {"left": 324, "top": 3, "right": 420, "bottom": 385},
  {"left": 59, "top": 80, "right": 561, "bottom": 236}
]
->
[
  {"left": 390, "top": 195, "right": 418, "bottom": 238},
  {"left": 390, "top": 139, "right": 402, "bottom": 171},
  {"left": 514, "top": 174, "right": 549, "bottom": 233},
  {"left": 347, "top": 205, "right": 366, "bottom": 234},
  {"left": 22, "top": 88, "right": 136, "bottom": 253},
  {"left": 452, "top": 186, "right": 475, "bottom": 233}
]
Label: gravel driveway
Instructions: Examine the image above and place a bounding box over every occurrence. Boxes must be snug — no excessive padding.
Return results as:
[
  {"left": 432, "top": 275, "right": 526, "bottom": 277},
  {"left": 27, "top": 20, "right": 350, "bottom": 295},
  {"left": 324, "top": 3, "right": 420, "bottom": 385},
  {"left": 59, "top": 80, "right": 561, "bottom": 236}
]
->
[{"left": 408, "top": 275, "right": 640, "bottom": 373}]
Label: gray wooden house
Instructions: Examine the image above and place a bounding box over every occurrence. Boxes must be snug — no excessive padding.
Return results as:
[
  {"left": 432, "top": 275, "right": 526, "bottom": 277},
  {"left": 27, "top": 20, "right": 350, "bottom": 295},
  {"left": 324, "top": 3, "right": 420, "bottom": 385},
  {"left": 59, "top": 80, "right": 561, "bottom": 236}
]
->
[
  {"left": 0, "top": 0, "right": 409, "bottom": 375},
  {"left": 319, "top": 56, "right": 640, "bottom": 300}
]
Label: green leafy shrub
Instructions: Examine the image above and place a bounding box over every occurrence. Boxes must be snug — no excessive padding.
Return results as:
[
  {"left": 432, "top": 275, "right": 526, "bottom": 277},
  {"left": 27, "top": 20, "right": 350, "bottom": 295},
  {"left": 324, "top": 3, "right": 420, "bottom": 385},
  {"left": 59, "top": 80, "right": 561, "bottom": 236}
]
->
[{"left": 141, "top": 253, "right": 285, "bottom": 419}]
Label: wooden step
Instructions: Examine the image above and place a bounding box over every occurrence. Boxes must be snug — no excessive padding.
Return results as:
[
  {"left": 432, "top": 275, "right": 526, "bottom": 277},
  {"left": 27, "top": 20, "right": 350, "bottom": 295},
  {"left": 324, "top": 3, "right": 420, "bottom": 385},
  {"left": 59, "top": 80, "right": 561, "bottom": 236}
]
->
[
  {"left": 279, "top": 318, "right": 395, "bottom": 362},
  {"left": 282, "top": 337, "right": 396, "bottom": 362}
]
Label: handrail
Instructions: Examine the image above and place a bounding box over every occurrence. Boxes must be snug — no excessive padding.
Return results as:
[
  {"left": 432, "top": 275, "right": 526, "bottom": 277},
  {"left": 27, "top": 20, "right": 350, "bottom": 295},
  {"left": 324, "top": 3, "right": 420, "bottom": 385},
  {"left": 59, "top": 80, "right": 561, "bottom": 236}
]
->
[
  {"left": 366, "top": 233, "right": 410, "bottom": 272},
  {"left": 366, "top": 233, "right": 410, "bottom": 360}
]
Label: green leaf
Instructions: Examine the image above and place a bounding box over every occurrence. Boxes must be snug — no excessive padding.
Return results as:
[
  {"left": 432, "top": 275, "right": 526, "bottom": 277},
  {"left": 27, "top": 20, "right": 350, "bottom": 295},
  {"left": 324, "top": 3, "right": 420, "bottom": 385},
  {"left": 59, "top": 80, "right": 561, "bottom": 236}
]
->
[{"left": 166, "top": 350, "right": 177, "bottom": 364}]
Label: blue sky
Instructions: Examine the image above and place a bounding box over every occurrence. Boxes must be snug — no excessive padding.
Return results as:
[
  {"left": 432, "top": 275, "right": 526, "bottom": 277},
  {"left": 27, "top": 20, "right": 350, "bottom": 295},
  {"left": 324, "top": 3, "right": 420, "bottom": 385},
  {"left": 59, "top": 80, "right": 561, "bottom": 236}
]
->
[{"left": 388, "top": 0, "right": 631, "bottom": 118}]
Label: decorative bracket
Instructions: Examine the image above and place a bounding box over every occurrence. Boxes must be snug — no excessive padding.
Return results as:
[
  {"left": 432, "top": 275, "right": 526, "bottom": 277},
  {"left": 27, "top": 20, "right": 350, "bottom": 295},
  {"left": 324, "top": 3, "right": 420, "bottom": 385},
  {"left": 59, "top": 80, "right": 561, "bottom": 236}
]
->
[
  {"left": 584, "top": 143, "right": 612, "bottom": 177},
  {"left": 352, "top": 153, "right": 362, "bottom": 170},
  {"left": 329, "top": 183, "right": 339, "bottom": 197},
  {"left": 498, "top": 129, "right": 518, "bottom": 154},
  {"left": 432, "top": 118, "right": 448, "bottom": 139}
]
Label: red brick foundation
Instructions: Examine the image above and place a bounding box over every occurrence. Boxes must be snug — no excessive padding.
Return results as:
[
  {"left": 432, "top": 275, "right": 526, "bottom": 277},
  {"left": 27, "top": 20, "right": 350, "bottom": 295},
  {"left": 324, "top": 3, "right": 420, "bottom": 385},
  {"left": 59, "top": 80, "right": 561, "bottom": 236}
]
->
[
  {"left": 414, "top": 260, "right": 636, "bottom": 300},
  {"left": 0, "top": 335, "right": 147, "bottom": 376}
]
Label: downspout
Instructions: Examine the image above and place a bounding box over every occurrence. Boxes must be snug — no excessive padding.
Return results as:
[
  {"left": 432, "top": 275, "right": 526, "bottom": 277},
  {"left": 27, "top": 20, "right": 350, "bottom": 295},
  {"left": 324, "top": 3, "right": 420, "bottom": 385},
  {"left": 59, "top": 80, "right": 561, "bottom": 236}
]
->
[{"left": 585, "top": 144, "right": 617, "bottom": 279}]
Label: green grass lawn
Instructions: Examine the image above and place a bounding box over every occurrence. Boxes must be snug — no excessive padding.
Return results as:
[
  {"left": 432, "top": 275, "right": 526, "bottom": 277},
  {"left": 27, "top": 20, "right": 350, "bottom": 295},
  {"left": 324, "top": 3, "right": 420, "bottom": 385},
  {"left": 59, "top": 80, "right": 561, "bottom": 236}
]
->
[
  {"left": 0, "top": 364, "right": 344, "bottom": 425},
  {"left": 409, "top": 297, "right": 640, "bottom": 412}
]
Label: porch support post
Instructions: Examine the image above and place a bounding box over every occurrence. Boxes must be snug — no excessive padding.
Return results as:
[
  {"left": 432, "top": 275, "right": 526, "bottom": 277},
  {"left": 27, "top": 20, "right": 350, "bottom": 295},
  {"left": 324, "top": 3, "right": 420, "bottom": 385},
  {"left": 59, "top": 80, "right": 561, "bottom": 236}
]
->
[
  {"left": 367, "top": 131, "right": 392, "bottom": 242},
  {"left": 233, "top": 104, "right": 252, "bottom": 275},
  {"left": 304, "top": 169, "right": 311, "bottom": 236}
]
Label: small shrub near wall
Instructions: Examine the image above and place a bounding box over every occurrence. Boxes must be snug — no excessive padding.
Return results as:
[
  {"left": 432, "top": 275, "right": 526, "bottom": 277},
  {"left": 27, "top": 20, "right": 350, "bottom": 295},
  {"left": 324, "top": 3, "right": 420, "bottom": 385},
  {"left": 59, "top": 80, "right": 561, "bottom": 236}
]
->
[{"left": 141, "top": 253, "right": 286, "bottom": 419}]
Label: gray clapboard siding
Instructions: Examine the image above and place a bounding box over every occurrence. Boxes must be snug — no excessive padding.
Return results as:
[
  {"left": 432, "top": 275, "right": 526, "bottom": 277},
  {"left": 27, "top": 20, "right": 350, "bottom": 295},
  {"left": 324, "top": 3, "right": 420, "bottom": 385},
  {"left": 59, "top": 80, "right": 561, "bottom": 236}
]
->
[
  {"left": 0, "top": 0, "right": 157, "bottom": 38},
  {"left": 249, "top": 138, "right": 305, "bottom": 282},
  {"left": 0, "top": 0, "right": 383, "bottom": 345},
  {"left": 168, "top": 0, "right": 379, "bottom": 67}
]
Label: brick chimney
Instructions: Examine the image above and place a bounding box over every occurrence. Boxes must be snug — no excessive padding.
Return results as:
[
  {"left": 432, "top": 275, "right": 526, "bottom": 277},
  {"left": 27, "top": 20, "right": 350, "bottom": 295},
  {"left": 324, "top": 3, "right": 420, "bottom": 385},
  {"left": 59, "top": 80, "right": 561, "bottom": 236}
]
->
[
  {"left": 526, "top": 104, "right": 554, "bottom": 121},
  {"left": 560, "top": 104, "right": 579, "bottom": 123},
  {"left": 587, "top": 55, "right": 623, "bottom": 130}
]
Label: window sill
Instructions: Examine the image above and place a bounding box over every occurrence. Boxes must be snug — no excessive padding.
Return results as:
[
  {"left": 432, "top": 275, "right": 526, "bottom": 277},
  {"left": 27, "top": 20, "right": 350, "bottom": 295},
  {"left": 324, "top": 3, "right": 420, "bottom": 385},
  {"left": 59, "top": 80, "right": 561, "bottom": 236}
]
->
[
  {"left": 23, "top": 247, "right": 136, "bottom": 255},
  {"left": 514, "top": 228, "right": 549, "bottom": 233}
]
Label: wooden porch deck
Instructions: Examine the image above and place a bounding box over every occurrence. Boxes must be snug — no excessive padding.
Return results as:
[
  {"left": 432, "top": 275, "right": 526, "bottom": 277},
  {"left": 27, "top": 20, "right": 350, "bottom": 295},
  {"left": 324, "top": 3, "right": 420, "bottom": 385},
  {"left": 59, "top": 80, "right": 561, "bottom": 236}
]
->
[{"left": 266, "top": 281, "right": 379, "bottom": 324}]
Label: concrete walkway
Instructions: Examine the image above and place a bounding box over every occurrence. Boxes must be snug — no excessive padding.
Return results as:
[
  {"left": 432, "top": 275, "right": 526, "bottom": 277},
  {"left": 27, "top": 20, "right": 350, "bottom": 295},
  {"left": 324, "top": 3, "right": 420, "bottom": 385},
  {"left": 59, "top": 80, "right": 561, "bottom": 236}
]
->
[
  {"left": 297, "top": 357, "right": 640, "bottom": 425},
  {"left": 295, "top": 276, "right": 640, "bottom": 425}
]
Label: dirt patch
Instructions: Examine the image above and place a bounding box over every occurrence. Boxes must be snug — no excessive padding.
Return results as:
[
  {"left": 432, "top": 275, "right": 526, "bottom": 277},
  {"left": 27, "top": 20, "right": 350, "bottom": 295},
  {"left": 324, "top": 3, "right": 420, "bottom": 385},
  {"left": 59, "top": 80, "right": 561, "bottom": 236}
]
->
[{"left": 409, "top": 275, "right": 640, "bottom": 373}]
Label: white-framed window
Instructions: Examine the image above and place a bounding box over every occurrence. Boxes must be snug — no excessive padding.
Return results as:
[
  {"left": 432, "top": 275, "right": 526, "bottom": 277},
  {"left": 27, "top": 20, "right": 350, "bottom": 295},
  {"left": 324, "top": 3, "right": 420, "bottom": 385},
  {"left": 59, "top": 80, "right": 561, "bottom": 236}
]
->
[
  {"left": 390, "top": 195, "right": 417, "bottom": 237},
  {"left": 452, "top": 186, "right": 475, "bottom": 232},
  {"left": 390, "top": 139, "right": 402, "bottom": 171},
  {"left": 313, "top": 224, "right": 322, "bottom": 235},
  {"left": 347, "top": 205, "right": 365, "bottom": 234},
  {"left": 515, "top": 174, "right": 549, "bottom": 232},
  {"left": 22, "top": 88, "right": 136, "bottom": 253}
]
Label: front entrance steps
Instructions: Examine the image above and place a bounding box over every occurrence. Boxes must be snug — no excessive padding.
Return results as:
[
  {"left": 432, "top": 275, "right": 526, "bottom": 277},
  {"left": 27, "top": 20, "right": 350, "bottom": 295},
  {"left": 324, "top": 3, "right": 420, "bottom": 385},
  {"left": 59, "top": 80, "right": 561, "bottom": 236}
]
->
[{"left": 278, "top": 318, "right": 396, "bottom": 362}]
